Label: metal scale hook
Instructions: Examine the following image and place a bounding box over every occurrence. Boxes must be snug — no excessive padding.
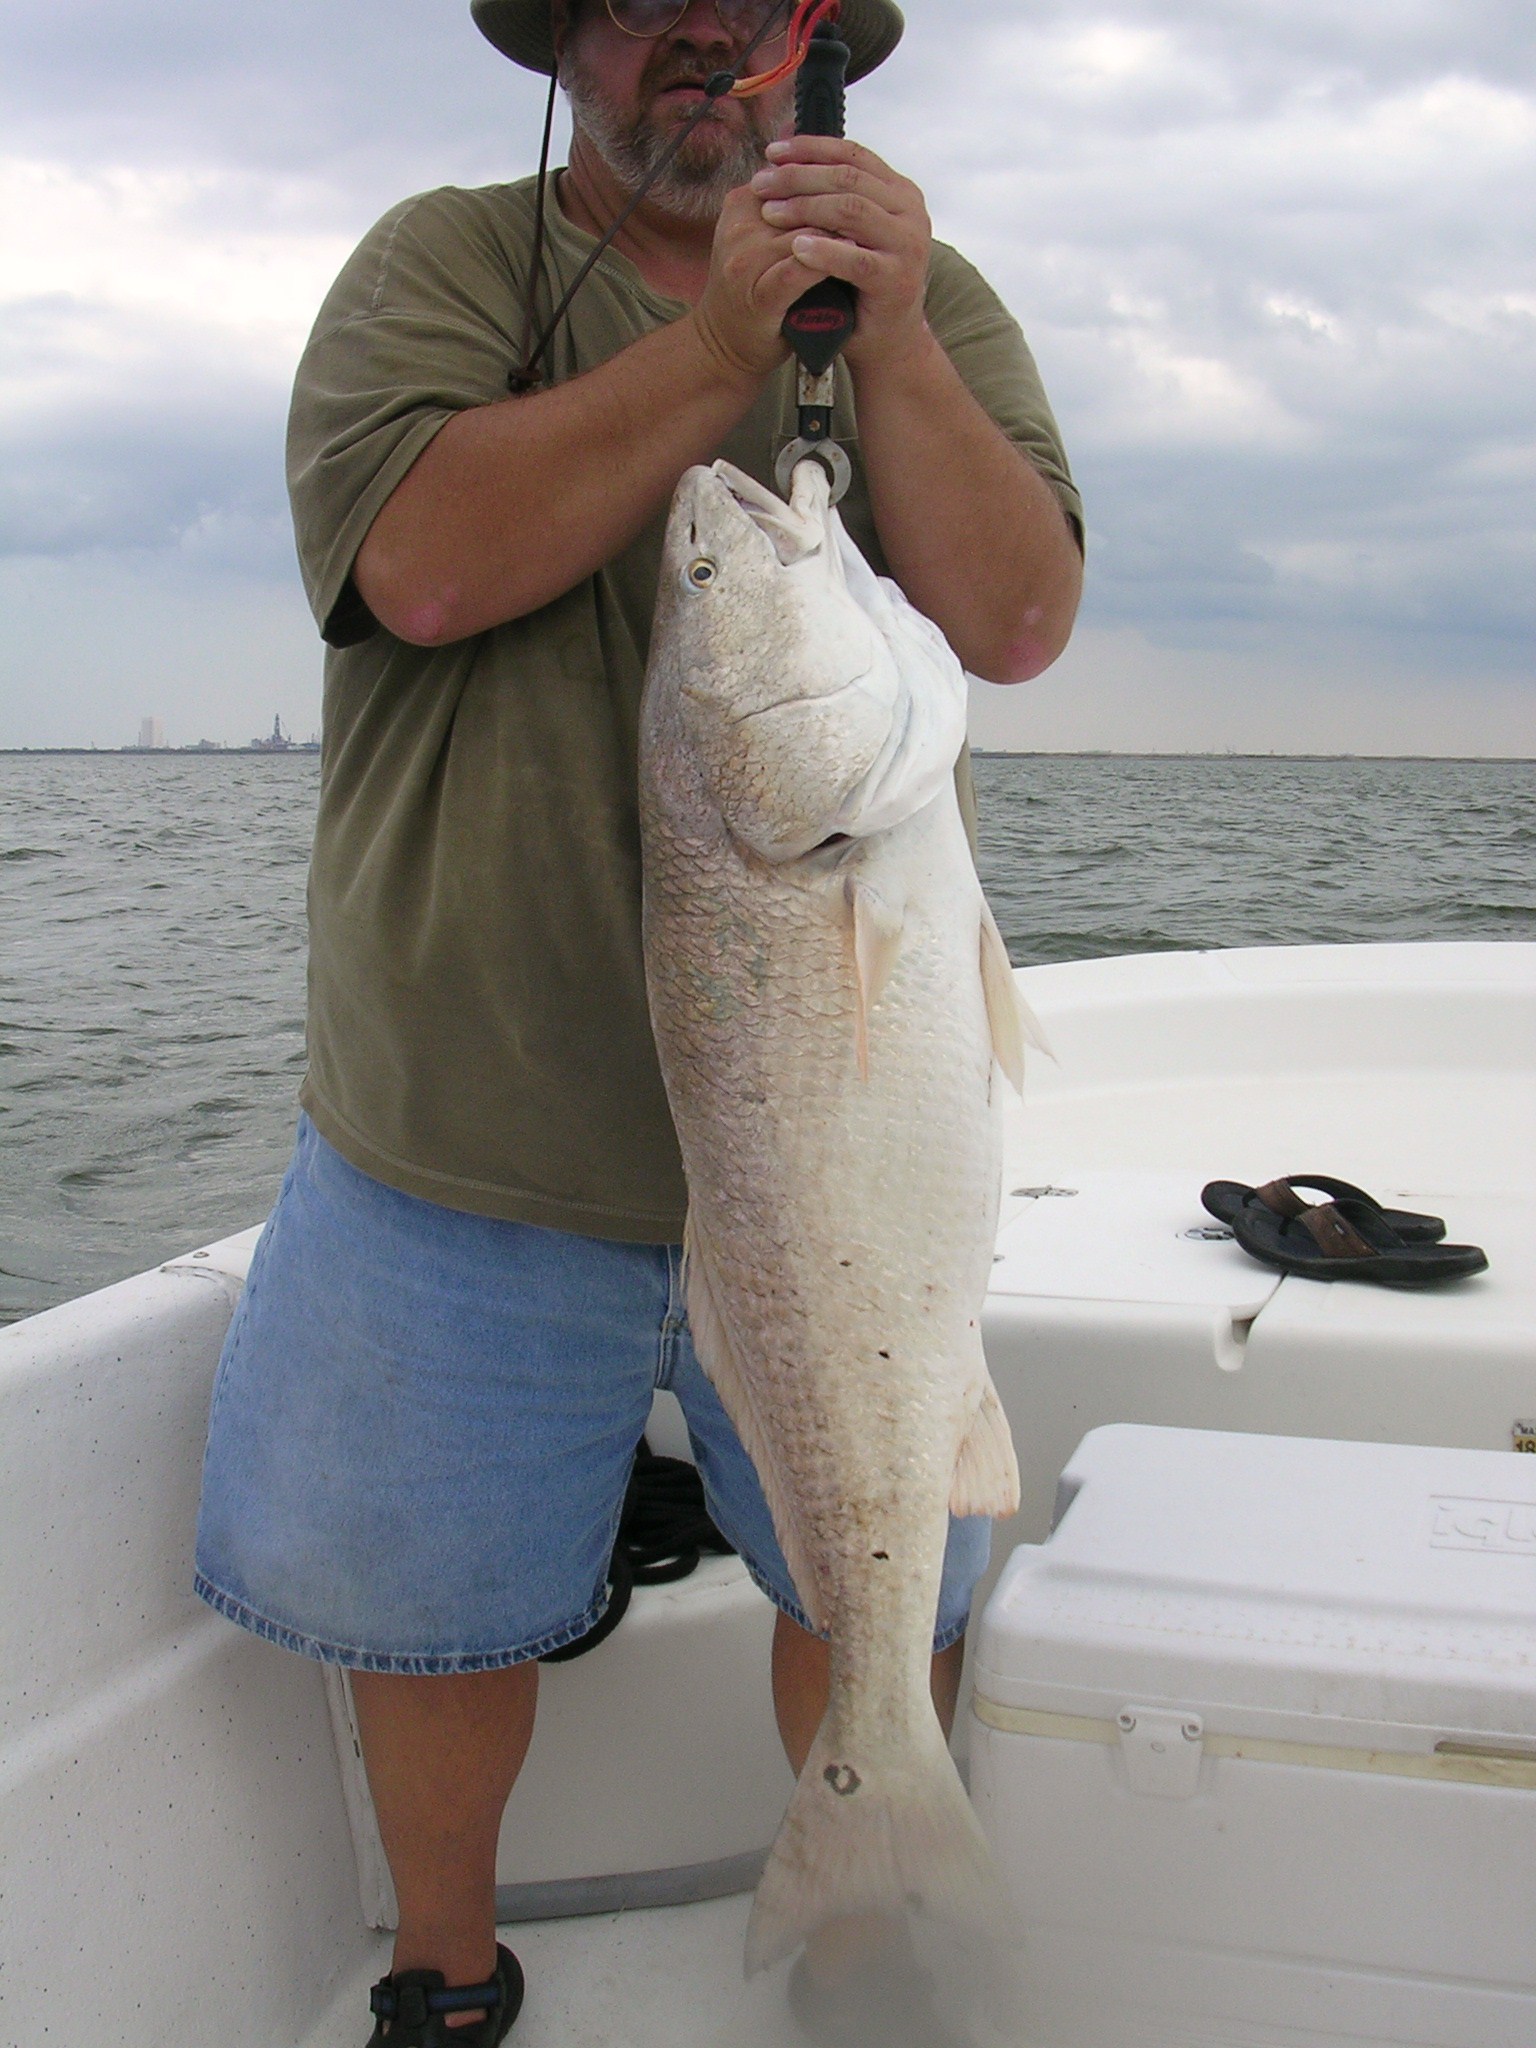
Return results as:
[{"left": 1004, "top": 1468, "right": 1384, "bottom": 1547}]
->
[{"left": 773, "top": 15, "right": 856, "bottom": 504}]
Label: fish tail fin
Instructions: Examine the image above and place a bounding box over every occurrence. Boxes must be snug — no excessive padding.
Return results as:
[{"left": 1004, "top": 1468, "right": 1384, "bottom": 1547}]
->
[{"left": 744, "top": 1711, "right": 1003, "bottom": 1977}]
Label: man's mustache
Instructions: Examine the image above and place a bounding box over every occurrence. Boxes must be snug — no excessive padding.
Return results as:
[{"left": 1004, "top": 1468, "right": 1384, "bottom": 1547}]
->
[{"left": 646, "top": 62, "right": 725, "bottom": 93}]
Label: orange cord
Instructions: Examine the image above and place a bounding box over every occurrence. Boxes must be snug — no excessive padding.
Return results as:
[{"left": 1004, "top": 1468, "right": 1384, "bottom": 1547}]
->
[{"left": 729, "top": 0, "right": 839, "bottom": 96}]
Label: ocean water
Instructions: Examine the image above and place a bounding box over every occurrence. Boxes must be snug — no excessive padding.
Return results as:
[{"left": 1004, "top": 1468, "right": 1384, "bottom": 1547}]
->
[{"left": 2, "top": 751, "right": 1532, "bottom": 1323}]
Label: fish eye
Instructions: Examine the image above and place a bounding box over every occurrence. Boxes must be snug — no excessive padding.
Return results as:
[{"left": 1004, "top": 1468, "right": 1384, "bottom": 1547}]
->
[{"left": 685, "top": 557, "right": 718, "bottom": 589}]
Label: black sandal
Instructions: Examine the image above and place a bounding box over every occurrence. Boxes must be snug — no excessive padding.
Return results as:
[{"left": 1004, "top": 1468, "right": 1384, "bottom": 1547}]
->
[
  {"left": 1228, "top": 1194, "right": 1487, "bottom": 1288},
  {"left": 365, "top": 1944, "right": 524, "bottom": 2047},
  {"left": 1202, "top": 1175, "right": 1446, "bottom": 1244}
]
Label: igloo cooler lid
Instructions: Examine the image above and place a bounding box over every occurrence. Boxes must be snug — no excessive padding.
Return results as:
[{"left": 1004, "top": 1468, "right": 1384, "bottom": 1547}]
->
[{"left": 973, "top": 1425, "right": 1536, "bottom": 1756}]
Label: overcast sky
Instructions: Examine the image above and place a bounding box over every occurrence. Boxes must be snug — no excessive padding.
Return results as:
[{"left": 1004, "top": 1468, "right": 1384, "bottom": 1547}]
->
[{"left": 1, "top": 0, "right": 1531, "bottom": 752}]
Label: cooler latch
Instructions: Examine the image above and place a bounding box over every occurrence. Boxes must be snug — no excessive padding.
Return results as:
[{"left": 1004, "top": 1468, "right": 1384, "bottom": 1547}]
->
[{"left": 1116, "top": 1707, "right": 1205, "bottom": 1798}]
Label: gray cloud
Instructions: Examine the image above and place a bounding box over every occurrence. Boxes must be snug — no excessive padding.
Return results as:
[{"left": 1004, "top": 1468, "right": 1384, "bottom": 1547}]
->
[
  {"left": 1, "top": 0, "right": 1531, "bottom": 748},
  {"left": 0, "top": 1, "right": 544, "bottom": 194},
  {"left": 852, "top": 4, "right": 1536, "bottom": 677},
  {"left": 0, "top": 299, "right": 291, "bottom": 564}
]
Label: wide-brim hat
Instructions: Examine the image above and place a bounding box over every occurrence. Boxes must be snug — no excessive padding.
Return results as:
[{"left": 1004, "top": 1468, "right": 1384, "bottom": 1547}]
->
[{"left": 471, "top": 0, "right": 904, "bottom": 85}]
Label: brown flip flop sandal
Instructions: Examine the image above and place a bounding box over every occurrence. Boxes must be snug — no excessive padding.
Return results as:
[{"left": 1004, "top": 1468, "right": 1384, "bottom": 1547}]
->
[
  {"left": 1202, "top": 1175, "right": 1446, "bottom": 1244},
  {"left": 1227, "top": 1194, "right": 1486, "bottom": 1288}
]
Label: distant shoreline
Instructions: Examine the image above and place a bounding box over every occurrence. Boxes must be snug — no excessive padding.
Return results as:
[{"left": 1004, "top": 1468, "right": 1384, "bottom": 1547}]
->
[
  {"left": 0, "top": 746, "right": 321, "bottom": 757},
  {"left": 970, "top": 751, "right": 1536, "bottom": 764},
  {"left": 2, "top": 748, "right": 1530, "bottom": 764}
]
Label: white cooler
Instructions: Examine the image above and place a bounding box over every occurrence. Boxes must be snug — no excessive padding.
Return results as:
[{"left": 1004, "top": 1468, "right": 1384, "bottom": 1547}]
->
[{"left": 970, "top": 1424, "right": 1536, "bottom": 2048}]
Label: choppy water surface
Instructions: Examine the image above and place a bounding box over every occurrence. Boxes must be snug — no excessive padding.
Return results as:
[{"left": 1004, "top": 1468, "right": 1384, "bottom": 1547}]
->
[
  {"left": 2, "top": 756, "right": 311, "bottom": 1322},
  {"left": 973, "top": 753, "right": 1536, "bottom": 964},
  {"left": 3, "top": 751, "right": 1532, "bottom": 1321}
]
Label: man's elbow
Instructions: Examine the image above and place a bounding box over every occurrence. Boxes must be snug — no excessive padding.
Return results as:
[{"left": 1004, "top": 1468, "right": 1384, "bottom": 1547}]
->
[
  {"left": 980, "top": 638, "right": 1060, "bottom": 687},
  {"left": 379, "top": 594, "right": 463, "bottom": 648},
  {"left": 970, "top": 600, "right": 1080, "bottom": 686},
  {"left": 979, "top": 540, "right": 1084, "bottom": 683},
  {"left": 354, "top": 539, "right": 479, "bottom": 648}
]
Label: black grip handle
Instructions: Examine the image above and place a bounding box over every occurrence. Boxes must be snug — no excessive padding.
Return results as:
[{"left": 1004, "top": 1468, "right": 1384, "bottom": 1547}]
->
[
  {"left": 781, "top": 19, "right": 857, "bottom": 378},
  {"left": 795, "top": 17, "right": 847, "bottom": 138}
]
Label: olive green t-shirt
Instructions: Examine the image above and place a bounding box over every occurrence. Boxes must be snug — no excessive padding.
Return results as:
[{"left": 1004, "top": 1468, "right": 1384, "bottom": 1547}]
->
[{"left": 286, "top": 172, "right": 1081, "bottom": 1242}]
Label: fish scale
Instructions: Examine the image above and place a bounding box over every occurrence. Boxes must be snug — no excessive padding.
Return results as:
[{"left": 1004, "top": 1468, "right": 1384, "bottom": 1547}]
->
[{"left": 639, "top": 456, "right": 1031, "bottom": 1975}]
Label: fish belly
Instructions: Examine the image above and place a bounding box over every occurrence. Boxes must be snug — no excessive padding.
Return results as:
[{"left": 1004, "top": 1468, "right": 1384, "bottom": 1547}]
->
[{"left": 643, "top": 786, "right": 1007, "bottom": 1965}]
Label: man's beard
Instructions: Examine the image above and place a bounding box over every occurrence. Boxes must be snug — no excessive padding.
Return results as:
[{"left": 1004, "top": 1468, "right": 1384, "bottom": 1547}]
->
[{"left": 561, "top": 45, "right": 777, "bottom": 222}]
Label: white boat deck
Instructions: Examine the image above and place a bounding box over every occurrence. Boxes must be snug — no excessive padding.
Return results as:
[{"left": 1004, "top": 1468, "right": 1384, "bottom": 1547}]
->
[
  {"left": 5, "top": 941, "right": 1533, "bottom": 2048},
  {"left": 306, "top": 1898, "right": 801, "bottom": 2048}
]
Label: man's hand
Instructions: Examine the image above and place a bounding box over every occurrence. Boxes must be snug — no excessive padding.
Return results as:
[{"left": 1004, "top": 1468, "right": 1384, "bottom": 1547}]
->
[
  {"left": 691, "top": 182, "right": 817, "bottom": 383},
  {"left": 751, "top": 136, "right": 931, "bottom": 369}
]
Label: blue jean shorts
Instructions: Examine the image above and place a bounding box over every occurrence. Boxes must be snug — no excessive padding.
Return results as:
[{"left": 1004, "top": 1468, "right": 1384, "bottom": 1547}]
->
[{"left": 193, "top": 1116, "right": 991, "bottom": 1673}]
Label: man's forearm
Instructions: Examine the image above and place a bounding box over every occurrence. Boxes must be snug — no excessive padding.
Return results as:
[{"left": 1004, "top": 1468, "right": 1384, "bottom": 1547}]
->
[
  {"left": 354, "top": 314, "right": 768, "bottom": 646},
  {"left": 851, "top": 327, "right": 1082, "bottom": 684}
]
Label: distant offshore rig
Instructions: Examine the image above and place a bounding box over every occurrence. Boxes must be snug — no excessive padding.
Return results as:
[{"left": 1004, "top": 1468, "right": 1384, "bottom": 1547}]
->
[{"left": 119, "top": 714, "right": 320, "bottom": 755}]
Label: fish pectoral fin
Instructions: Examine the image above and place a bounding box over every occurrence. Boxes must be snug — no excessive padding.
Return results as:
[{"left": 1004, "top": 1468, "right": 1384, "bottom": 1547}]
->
[
  {"left": 847, "top": 878, "right": 906, "bottom": 1083},
  {"left": 949, "top": 1373, "right": 1021, "bottom": 1519},
  {"left": 682, "top": 1214, "right": 829, "bottom": 1635},
  {"left": 979, "top": 895, "right": 1052, "bottom": 1093}
]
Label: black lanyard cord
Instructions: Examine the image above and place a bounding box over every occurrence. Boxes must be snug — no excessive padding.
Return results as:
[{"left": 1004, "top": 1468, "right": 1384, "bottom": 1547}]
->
[
  {"left": 515, "top": 69, "right": 562, "bottom": 386},
  {"left": 510, "top": 0, "right": 793, "bottom": 393}
]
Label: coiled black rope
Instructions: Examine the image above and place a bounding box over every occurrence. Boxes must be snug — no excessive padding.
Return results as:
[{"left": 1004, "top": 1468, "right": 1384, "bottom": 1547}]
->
[{"left": 540, "top": 1438, "right": 737, "bottom": 1663}]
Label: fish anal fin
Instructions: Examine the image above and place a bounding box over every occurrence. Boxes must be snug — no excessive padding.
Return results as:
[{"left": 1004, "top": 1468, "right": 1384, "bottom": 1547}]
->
[
  {"left": 683, "top": 1216, "right": 829, "bottom": 1635},
  {"left": 979, "top": 895, "right": 1053, "bottom": 1092},
  {"left": 949, "top": 1374, "right": 1021, "bottom": 1519},
  {"left": 847, "top": 877, "right": 906, "bottom": 1084}
]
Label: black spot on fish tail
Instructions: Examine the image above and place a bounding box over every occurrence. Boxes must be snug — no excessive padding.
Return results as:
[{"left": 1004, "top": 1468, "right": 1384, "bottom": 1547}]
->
[
  {"left": 872, "top": 1550, "right": 889, "bottom": 1560},
  {"left": 823, "top": 1763, "right": 862, "bottom": 1797}
]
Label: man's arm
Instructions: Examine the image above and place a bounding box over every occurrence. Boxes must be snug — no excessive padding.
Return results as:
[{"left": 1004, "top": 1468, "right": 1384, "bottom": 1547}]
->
[
  {"left": 353, "top": 188, "right": 811, "bottom": 647},
  {"left": 354, "top": 315, "right": 756, "bottom": 647},
  {"left": 849, "top": 326, "right": 1082, "bottom": 684},
  {"left": 355, "top": 147, "right": 1080, "bottom": 672},
  {"left": 754, "top": 135, "right": 1082, "bottom": 685}
]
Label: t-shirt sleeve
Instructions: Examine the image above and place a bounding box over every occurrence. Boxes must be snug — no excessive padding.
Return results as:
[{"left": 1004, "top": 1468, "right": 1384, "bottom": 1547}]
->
[
  {"left": 923, "top": 241, "right": 1084, "bottom": 550},
  {"left": 286, "top": 188, "right": 526, "bottom": 646}
]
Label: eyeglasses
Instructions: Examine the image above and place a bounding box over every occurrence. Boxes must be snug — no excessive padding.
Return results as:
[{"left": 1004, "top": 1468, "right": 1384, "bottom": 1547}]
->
[{"left": 603, "top": 0, "right": 789, "bottom": 42}]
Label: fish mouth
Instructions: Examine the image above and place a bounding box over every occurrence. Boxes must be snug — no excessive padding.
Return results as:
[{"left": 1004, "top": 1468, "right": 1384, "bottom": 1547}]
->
[{"left": 709, "top": 460, "right": 829, "bottom": 567}]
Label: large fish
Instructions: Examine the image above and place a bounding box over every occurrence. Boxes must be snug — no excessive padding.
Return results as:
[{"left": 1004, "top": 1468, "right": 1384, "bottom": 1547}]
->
[{"left": 639, "top": 457, "right": 1034, "bottom": 1976}]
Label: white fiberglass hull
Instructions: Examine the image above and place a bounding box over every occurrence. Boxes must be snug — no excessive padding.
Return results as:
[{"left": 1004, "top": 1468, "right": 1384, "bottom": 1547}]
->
[{"left": 0, "top": 942, "right": 1530, "bottom": 2048}]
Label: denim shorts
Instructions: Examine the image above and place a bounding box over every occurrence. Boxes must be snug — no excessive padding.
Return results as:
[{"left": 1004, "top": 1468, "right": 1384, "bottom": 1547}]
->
[{"left": 193, "top": 1116, "right": 991, "bottom": 1674}]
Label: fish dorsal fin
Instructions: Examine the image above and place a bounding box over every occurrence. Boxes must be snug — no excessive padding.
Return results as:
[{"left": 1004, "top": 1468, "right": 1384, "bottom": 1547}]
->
[
  {"left": 949, "top": 1372, "right": 1021, "bottom": 1519},
  {"left": 979, "top": 896, "right": 1053, "bottom": 1091},
  {"left": 682, "top": 1214, "right": 829, "bottom": 1634},
  {"left": 847, "top": 877, "right": 906, "bottom": 1083}
]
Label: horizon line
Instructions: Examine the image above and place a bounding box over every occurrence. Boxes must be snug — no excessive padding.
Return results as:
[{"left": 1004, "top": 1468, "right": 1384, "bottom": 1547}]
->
[{"left": 2, "top": 746, "right": 1533, "bottom": 764}]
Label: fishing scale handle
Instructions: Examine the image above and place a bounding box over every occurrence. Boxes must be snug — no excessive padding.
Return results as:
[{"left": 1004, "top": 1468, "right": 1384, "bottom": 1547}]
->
[
  {"left": 780, "top": 19, "right": 857, "bottom": 378},
  {"left": 795, "top": 15, "right": 848, "bottom": 139}
]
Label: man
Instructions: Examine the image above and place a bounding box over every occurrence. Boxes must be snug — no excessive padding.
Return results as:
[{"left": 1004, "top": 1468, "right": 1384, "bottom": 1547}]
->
[{"left": 194, "top": 2, "right": 1082, "bottom": 2042}]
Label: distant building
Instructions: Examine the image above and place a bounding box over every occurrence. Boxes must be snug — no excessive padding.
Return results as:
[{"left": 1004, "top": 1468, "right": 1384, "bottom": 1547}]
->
[{"left": 136, "top": 718, "right": 166, "bottom": 750}]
